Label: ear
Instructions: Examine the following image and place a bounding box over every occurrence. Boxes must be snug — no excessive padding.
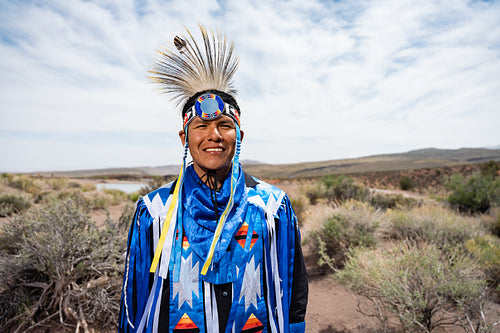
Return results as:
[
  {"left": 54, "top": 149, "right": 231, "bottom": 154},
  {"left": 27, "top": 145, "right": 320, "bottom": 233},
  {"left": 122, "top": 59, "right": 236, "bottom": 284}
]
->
[
  {"left": 179, "top": 129, "right": 186, "bottom": 146},
  {"left": 239, "top": 129, "right": 244, "bottom": 142}
]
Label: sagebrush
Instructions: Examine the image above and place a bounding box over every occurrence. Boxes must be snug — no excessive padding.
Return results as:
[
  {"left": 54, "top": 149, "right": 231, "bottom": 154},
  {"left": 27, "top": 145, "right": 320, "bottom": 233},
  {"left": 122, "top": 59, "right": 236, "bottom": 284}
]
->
[
  {"left": 337, "top": 242, "right": 491, "bottom": 332},
  {"left": 0, "top": 199, "right": 127, "bottom": 332}
]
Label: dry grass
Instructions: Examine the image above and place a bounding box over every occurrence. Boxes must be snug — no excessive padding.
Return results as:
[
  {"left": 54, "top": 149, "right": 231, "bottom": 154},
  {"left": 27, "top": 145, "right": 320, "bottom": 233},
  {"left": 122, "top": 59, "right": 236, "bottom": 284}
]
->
[
  {"left": 382, "top": 203, "right": 485, "bottom": 249},
  {"left": 301, "top": 202, "right": 336, "bottom": 234}
]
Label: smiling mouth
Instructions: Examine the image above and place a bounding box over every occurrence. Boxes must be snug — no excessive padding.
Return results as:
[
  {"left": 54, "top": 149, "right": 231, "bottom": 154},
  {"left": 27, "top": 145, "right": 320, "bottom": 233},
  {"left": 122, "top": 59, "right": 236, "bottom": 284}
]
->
[{"left": 204, "top": 148, "right": 224, "bottom": 152}]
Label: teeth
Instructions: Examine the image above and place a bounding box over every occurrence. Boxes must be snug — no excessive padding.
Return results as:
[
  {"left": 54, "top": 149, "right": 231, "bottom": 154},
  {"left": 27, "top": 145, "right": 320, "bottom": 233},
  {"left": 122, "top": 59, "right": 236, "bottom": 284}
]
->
[{"left": 205, "top": 148, "right": 223, "bottom": 152}]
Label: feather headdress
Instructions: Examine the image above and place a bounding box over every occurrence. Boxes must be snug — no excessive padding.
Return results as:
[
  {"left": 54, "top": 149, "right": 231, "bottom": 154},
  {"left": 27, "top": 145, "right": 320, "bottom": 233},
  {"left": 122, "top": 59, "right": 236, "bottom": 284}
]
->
[{"left": 150, "top": 25, "right": 239, "bottom": 109}]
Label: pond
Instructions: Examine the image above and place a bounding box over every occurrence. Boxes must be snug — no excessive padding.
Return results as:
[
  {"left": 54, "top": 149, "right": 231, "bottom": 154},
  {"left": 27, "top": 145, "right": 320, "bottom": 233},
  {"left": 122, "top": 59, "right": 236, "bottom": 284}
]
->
[{"left": 95, "top": 183, "right": 146, "bottom": 193}]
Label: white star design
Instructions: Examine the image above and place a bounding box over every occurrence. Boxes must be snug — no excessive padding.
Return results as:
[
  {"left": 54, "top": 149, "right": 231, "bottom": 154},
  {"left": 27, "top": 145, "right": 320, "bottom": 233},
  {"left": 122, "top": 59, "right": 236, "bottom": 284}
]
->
[
  {"left": 173, "top": 253, "right": 200, "bottom": 309},
  {"left": 239, "top": 256, "right": 261, "bottom": 311}
]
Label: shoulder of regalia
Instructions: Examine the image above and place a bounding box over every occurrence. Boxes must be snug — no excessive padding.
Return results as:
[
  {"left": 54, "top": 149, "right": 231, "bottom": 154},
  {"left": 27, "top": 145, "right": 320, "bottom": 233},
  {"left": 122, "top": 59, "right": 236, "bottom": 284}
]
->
[
  {"left": 140, "top": 179, "right": 177, "bottom": 218},
  {"left": 244, "top": 172, "right": 287, "bottom": 216}
]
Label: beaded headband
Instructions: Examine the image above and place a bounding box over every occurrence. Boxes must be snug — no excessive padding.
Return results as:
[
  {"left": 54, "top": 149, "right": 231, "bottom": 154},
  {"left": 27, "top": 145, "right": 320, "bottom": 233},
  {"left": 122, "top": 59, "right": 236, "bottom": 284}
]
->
[{"left": 183, "top": 93, "right": 241, "bottom": 128}]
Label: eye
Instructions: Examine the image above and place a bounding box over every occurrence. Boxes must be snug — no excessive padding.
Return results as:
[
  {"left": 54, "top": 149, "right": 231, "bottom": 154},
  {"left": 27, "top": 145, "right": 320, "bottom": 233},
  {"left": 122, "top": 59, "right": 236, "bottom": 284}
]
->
[
  {"left": 194, "top": 123, "right": 207, "bottom": 129},
  {"left": 220, "top": 122, "right": 234, "bottom": 129}
]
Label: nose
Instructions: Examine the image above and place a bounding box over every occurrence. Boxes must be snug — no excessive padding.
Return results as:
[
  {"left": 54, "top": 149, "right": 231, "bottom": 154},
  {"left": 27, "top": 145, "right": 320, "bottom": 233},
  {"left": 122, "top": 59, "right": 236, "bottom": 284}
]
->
[{"left": 207, "top": 124, "right": 223, "bottom": 141}]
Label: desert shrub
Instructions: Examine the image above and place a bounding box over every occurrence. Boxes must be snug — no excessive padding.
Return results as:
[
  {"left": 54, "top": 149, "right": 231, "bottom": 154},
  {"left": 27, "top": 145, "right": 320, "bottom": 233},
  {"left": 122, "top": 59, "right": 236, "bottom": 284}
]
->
[
  {"left": 35, "top": 189, "right": 80, "bottom": 206},
  {"left": 7, "top": 175, "right": 33, "bottom": 191},
  {"left": 383, "top": 204, "right": 484, "bottom": 251},
  {"left": 130, "top": 191, "right": 141, "bottom": 202},
  {"left": 399, "top": 176, "right": 413, "bottom": 190},
  {"left": 32, "top": 190, "right": 53, "bottom": 204},
  {"left": 37, "top": 190, "right": 82, "bottom": 205},
  {"left": 305, "top": 186, "right": 321, "bottom": 205},
  {"left": 0, "top": 173, "right": 13, "bottom": 185},
  {"left": 119, "top": 203, "right": 136, "bottom": 231},
  {"left": 81, "top": 182, "right": 97, "bottom": 192},
  {"left": 290, "top": 197, "right": 306, "bottom": 222},
  {"left": 39, "top": 189, "right": 113, "bottom": 211},
  {"left": 323, "top": 174, "right": 370, "bottom": 203},
  {"left": 0, "top": 194, "right": 32, "bottom": 217},
  {"left": 480, "top": 207, "right": 500, "bottom": 237},
  {"left": 68, "top": 181, "right": 82, "bottom": 188},
  {"left": 6, "top": 175, "right": 41, "bottom": 195},
  {"left": 337, "top": 242, "right": 491, "bottom": 332},
  {"left": 103, "top": 188, "right": 127, "bottom": 205},
  {"left": 138, "top": 176, "right": 167, "bottom": 196},
  {"left": 369, "top": 193, "right": 421, "bottom": 210},
  {"left": 480, "top": 160, "right": 499, "bottom": 178},
  {"left": 0, "top": 199, "right": 127, "bottom": 331},
  {"left": 446, "top": 173, "right": 500, "bottom": 214},
  {"left": 306, "top": 175, "right": 369, "bottom": 205},
  {"left": 48, "top": 177, "right": 67, "bottom": 190},
  {"left": 466, "top": 235, "right": 500, "bottom": 288},
  {"left": 313, "top": 201, "right": 381, "bottom": 271},
  {"left": 91, "top": 194, "right": 112, "bottom": 210}
]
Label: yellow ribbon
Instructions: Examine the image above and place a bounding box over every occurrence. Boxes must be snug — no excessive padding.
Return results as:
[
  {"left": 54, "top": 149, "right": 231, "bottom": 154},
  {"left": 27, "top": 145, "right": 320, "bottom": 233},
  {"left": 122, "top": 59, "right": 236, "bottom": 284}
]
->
[{"left": 149, "top": 166, "right": 184, "bottom": 273}]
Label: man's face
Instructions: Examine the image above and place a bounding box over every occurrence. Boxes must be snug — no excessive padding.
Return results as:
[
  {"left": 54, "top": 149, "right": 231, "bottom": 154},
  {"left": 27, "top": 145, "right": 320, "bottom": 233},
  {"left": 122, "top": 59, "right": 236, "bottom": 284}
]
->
[{"left": 179, "top": 115, "right": 244, "bottom": 178}]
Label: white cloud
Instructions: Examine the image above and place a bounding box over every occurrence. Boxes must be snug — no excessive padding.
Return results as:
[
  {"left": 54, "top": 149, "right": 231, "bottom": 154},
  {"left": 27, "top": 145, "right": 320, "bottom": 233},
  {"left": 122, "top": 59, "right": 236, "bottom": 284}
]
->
[{"left": 1, "top": 0, "right": 499, "bottom": 171}]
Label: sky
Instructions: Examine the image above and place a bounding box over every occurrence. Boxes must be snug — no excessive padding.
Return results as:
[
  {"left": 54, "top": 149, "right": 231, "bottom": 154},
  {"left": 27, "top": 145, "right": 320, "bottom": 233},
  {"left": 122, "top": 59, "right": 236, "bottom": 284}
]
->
[{"left": 1, "top": 0, "right": 499, "bottom": 173}]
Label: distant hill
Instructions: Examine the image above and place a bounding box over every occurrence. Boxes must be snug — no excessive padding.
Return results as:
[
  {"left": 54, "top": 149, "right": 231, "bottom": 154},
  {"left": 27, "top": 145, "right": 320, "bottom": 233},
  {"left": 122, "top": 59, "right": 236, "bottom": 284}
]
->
[
  {"left": 33, "top": 147, "right": 500, "bottom": 179},
  {"left": 32, "top": 160, "right": 263, "bottom": 178},
  {"left": 242, "top": 147, "right": 500, "bottom": 179}
]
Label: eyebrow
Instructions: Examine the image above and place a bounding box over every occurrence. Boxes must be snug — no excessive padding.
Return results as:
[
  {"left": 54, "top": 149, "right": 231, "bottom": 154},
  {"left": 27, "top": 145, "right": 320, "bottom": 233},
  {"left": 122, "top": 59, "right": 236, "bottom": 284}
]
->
[
  {"left": 219, "top": 119, "right": 234, "bottom": 125},
  {"left": 191, "top": 117, "right": 234, "bottom": 126}
]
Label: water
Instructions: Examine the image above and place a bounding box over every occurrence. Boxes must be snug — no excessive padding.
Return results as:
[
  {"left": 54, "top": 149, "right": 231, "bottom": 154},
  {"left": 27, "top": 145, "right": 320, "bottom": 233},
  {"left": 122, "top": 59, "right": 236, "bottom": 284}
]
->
[{"left": 96, "top": 183, "right": 146, "bottom": 193}]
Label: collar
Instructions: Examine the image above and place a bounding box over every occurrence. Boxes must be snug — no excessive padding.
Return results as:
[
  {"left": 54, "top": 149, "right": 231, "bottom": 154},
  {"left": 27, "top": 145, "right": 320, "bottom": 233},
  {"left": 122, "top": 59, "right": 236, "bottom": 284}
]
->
[{"left": 181, "top": 164, "right": 247, "bottom": 265}]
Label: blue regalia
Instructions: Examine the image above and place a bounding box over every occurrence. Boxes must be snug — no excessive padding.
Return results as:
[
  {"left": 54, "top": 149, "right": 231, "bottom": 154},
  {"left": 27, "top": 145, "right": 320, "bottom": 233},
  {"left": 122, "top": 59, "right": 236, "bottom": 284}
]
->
[{"left": 119, "top": 164, "right": 307, "bottom": 333}]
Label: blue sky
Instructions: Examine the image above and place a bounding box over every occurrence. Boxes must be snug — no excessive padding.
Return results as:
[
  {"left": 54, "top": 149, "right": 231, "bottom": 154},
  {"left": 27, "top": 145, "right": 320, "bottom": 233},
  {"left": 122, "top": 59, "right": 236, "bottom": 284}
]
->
[{"left": 1, "top": 0, "right": 499, "bottom": 172}]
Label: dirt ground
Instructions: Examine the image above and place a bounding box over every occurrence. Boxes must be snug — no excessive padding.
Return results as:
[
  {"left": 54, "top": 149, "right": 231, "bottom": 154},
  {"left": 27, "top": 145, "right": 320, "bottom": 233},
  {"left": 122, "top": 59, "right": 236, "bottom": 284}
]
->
[{"left": 302, "top": 246, "right": 382, "bottom": 333}]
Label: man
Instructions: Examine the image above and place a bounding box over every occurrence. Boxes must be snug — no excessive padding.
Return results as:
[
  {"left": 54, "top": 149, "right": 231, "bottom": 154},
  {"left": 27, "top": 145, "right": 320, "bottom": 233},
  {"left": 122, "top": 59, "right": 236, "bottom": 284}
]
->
[{"left": 118, "top": 26, "right": 308, "bottom": 333}]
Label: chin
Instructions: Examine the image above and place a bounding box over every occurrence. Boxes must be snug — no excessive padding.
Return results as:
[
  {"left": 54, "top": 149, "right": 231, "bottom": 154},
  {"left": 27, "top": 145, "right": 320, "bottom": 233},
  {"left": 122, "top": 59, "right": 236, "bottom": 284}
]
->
[{"left": 204, "top": 163, "right": 232, "bottom": 173}]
